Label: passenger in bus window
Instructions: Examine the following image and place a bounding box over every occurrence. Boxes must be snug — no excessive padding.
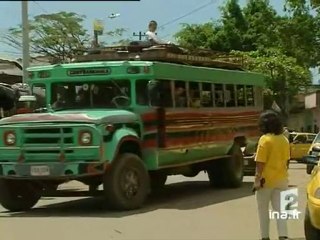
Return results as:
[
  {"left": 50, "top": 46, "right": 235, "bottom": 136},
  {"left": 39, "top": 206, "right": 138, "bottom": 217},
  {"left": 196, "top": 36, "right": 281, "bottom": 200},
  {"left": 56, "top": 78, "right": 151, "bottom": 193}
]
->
[
  {"left": 92, "top": 85, "right": 102, "bottom": 106},
  {"left": 174, "top": 87, "right": 186, "bottom": 107},
  {"left": 215, "top": 84, "right": 224, "bottom": 107},
  {"left": 246, "top": 86, "right": 255, "bottom": 106},
  {"left": 201, "top": 83, "right": 213, "bottom": 107},
  {"left": 189, "top": 89, "right": 201, "bottom": 108},
  {"left": 76, "top": 89, "right": 87, "bottom": 107},
  {"left": 226, "top": 85, "right": 236, "bottom": 107},
  {"left": 52, "top": 93, "right": 65, "bottom": 108},
  {"left": 237, "top": 85, "right": 245, "bottom": 107}
]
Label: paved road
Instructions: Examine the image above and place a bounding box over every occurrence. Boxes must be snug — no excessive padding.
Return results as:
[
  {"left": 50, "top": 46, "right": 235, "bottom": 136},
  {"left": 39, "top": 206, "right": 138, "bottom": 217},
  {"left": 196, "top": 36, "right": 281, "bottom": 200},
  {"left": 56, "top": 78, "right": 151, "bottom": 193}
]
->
[{"left": 0, "top": 163, "right": 310, "bottom": 240}]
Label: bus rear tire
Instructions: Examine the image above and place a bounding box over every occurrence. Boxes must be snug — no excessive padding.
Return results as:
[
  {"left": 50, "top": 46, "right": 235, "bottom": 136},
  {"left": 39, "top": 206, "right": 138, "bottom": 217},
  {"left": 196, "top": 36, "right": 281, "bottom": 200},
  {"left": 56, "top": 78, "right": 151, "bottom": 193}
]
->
[
  {"left": 103, "top": 153, "right": 150, "bottom": 210},
  {"left": 0, "top": 180, "right": 41, "bottom": 212},
  {"left": 207, "top": 144, "right": 244, "bottom": 188}
]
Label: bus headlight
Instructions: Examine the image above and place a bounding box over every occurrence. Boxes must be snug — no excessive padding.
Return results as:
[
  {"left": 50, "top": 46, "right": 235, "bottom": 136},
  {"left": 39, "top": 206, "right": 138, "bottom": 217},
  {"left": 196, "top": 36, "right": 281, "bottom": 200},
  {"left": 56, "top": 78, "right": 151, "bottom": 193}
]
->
[
  {"left": 79, "top": 131, "right": 92, "bottom": 145},
  {"left": 4, "top": 131, "right": 16, "bottom": 145}
]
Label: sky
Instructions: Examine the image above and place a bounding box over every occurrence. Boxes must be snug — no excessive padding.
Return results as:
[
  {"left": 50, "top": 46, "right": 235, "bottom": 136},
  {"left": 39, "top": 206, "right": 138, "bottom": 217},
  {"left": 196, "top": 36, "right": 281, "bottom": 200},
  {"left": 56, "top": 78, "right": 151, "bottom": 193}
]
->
[
  {"left": 1, "top": 0, "right": 318, "bottom": 82},
  {"left": 0, "top": 0, "right": 284, "bottom": 56}
]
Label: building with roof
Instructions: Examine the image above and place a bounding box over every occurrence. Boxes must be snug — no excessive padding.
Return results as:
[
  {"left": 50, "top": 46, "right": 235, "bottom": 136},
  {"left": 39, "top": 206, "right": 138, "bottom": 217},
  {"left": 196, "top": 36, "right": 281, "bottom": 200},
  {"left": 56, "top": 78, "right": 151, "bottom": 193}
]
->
[
  {"left": 287, "top": 85, "right": 320, "bottom": 133},
  {"left": 0, "top": 56, "right": 22, "bottom": 84},
  {"left": 0, "top": 55, "right": 51, "bottom": 85}
]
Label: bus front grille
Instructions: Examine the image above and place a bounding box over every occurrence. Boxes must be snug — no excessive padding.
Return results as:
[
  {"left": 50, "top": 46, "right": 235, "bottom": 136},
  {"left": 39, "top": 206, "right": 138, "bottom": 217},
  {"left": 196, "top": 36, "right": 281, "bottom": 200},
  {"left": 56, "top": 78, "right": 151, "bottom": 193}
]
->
[{"left": 23, "top": 127, "right": 74, "bottom": 145}]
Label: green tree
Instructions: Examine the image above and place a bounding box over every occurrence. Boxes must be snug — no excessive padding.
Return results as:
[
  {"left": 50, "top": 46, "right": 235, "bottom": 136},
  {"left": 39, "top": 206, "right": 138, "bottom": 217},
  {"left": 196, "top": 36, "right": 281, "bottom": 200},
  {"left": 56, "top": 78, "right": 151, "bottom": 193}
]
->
[
  {"left": 174, "top": 22, "right": 217, "bottom": 50},
  {"left": 175, "top": 0, "right": 279, "bottom": 52},
  {"left": 233, "top": 49, "right": 312, "bottom": 114},
  {"left": 2, "top": 12, "right": 90, "bottom": 63},
  {"left": 276, "top": 1, "right": 319, "bottom": 67},
  {"left": 175, "top": 0, "right": 248, "bottom": 52},
  {"left": 215, "top": 0, "right": 247, "bottom": 51},
  {"left": 277, "top": 14, "right": 318, "bottom": 67},
  {"left": 242, "top": 0, "right": 279, "bottom": 51}
]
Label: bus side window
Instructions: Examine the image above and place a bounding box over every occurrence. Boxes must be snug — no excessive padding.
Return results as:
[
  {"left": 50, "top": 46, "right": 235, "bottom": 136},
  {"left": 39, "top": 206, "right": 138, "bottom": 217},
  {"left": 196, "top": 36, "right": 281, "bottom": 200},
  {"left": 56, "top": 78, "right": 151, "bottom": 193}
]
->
[
  {"left": 246, "top": 85, "right": 255, "bottom": 106},
  {"left": 215, "top": 84, "right": 224, "bottom": 107},
  {"left": 189, "top": 82, "right": 201, "bottom": 108},
  {"left": 225, "top": 84, "right": 236, "bottom": 107},
  {"left": 237, "top": 85, "right": 245, "bottom": 107},
  {"left": 136, "top": 80, "right": 149, "bottom": 105},
  {"left": 201, "top": 83, "right": 213, "bottom": 107},
  {"left": 174, "top": 81, "right": 187, "bottom": 108}
]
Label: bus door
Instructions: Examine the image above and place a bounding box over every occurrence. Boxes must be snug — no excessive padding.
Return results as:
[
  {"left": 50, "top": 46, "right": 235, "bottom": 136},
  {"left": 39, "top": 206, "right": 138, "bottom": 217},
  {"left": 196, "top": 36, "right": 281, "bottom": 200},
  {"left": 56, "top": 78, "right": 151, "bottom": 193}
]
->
[{"left": 147, "top": 80, "right": 172, "bottom": 148}]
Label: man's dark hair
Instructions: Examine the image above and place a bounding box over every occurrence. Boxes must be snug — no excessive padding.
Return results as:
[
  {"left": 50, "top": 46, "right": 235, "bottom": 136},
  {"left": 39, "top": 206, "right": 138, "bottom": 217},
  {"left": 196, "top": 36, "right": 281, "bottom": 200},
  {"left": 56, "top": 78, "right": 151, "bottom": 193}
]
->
[
  {"left": 149, "top": 20, "right": 157, "bottom": 27},
  {"left": 258, "top": 110, "right": 283, "bottom": 135}
]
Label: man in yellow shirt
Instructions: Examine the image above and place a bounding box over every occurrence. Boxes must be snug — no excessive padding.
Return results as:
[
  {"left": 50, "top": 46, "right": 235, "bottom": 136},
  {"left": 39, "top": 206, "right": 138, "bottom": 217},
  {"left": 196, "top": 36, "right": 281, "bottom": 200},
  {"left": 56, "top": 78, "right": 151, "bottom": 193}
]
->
[{"left": 254, "top": 110, "right": 290, "bottom": 240}]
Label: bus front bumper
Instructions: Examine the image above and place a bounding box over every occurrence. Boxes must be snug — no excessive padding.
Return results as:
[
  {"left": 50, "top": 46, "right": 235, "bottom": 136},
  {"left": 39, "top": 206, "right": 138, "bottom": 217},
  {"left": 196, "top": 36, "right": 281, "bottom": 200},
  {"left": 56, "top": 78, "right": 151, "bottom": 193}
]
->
[{"left": 0, "top": 161, "right": 109, "bottom": 180}]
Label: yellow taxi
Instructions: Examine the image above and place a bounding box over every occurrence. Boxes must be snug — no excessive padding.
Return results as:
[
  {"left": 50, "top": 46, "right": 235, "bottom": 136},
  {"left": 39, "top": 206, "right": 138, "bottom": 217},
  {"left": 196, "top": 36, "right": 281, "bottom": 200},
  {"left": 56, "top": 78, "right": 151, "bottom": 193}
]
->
[
  {"left": 304, "top": 159, "right": 320, "bottom": 240},
  {"left": 289, "top": 132, "right": 316, "bottom": 162},
  {"left": 305, "top": 133, "right": 320, "bottom": 174}
]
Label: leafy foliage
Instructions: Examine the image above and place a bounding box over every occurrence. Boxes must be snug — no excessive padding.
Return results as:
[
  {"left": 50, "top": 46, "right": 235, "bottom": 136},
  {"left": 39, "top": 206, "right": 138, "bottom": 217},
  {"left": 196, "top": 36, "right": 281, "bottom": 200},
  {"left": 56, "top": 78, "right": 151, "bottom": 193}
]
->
[
  {"left": 2, "top": 12, "right": 90, "bottom": 63},
  {"left": 233, "top": 49, "right": 312, "bottom": 112},
  {"left": 242, "top": 0, "right": 279, "bottom": 51},
  {"left": 175, "top": 0, "right": 318, "bottom": 113},
  {"left": 2, "top": 11, "right": 128, "bottom": 62}
]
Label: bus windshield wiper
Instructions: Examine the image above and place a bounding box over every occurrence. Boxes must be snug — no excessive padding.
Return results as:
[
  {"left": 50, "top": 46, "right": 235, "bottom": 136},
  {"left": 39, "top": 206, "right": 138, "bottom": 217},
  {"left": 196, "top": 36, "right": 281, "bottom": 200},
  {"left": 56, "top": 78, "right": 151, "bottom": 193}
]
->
[
  {"left": 34, "top": 107, "right": 49, "bottom": 113},
  {"left": 53, "top": 107, "right": 77, "bottom": 112}
]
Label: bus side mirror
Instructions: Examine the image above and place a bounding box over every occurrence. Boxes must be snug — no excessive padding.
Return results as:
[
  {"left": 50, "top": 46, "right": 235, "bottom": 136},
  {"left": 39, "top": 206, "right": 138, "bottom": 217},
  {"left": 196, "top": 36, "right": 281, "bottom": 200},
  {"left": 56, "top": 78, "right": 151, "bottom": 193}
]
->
[{"left": 147, "top": 80, "right": 162, "bottom": 107}]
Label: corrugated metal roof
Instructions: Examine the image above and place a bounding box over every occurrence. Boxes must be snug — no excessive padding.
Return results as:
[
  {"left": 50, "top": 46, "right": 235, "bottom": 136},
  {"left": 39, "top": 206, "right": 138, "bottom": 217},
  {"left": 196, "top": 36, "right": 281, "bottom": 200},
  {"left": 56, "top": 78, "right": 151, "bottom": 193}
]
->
[{"left": 0, "top": 56, "right": 22, "bottom": 70}]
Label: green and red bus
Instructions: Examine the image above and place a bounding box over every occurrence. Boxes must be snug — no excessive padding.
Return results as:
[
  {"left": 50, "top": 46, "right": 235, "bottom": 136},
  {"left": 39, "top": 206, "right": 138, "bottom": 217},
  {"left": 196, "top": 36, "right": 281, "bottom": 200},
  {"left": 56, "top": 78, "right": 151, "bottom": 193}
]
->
[{"left": 0, "top": 51, "right": 265, "bottom": 211}]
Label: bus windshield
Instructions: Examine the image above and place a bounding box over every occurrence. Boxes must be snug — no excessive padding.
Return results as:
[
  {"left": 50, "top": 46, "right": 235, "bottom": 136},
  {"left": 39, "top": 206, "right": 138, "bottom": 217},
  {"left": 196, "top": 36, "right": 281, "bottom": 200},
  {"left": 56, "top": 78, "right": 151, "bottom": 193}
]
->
[{"left": 50, "top": 80, "right": 131, "bottom": 110}]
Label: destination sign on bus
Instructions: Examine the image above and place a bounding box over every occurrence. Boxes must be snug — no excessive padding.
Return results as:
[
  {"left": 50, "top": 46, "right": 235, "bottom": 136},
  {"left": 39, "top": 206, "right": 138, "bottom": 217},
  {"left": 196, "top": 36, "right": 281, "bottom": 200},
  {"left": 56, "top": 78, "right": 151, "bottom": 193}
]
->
[{"left": 67, "top": 68, "right": 111, "bottom": 76}]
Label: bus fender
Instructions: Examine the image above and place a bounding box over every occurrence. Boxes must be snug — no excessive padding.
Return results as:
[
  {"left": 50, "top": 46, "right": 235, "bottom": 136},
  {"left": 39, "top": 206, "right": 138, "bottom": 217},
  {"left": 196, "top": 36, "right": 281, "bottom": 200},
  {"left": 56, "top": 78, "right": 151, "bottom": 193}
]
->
[{"left": 105, "top": 128, "right": 141, "bottom": 163}]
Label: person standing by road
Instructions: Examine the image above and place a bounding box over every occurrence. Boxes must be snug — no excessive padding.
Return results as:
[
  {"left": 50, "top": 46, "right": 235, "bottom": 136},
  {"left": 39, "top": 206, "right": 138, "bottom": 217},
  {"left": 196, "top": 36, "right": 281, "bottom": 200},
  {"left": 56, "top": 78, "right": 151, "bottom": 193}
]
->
[{"left": 254, "top": 110, "right": 291, "bottom": 240}]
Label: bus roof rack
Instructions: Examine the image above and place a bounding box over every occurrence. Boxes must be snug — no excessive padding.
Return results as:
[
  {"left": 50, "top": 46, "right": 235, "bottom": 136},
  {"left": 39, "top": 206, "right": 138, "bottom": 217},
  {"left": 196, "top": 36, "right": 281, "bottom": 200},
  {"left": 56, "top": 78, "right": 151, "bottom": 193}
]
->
[{"left": 73, "top": 42, "right": 244, "bottom": 71}]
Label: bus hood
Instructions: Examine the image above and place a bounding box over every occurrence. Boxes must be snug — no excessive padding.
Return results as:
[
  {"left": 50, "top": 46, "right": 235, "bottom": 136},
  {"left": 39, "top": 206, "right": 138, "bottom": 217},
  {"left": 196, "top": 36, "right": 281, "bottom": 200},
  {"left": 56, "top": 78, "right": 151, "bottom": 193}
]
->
[{"left": 0, "top": 109, "right": 139, "bottom": 125}]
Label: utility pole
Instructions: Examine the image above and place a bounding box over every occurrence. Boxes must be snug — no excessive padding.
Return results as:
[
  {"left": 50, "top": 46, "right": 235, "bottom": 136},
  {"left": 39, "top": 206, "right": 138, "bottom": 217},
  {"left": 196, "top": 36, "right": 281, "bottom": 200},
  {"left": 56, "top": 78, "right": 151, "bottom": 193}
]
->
[
  {"left": 133, "top": 31, "right": 146, "bottom": 40},
  {"left": 22, "top": 1, "right": 30, "bottom": 83}
]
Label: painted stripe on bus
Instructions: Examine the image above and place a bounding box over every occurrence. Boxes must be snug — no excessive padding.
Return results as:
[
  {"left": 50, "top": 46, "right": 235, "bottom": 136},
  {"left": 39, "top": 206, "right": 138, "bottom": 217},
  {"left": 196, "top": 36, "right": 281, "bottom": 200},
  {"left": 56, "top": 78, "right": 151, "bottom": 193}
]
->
[{"left": 142, "top": 126, "right": 259, "bottom": 149}]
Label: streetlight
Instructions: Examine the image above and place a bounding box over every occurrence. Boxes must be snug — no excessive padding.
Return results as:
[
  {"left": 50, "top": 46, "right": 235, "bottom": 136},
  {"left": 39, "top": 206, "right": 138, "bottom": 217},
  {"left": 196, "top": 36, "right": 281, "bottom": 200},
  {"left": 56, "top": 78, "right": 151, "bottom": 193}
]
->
[{"left": 93, "top": 13, "right": 120, "bottom": 47}]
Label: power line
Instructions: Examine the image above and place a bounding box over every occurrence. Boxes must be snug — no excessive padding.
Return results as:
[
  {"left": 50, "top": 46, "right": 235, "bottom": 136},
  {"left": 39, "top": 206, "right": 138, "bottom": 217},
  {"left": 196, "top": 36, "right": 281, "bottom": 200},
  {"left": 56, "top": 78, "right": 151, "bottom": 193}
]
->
[
  {"left": 32, "top": 1, "right": 48, "bottom": 14},
  {"left": 158, "top": 0, "right": 218, "bottom": 30},
  {"left": 0, "top": 51, "right": 22, "bottom": 55}
]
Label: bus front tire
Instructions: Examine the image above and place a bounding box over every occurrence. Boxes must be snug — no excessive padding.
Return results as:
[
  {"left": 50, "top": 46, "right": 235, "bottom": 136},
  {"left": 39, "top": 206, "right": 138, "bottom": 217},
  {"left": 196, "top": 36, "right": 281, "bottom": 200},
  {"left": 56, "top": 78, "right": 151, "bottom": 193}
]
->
[
  {"left": 0, "top": 180, "right": 41, "bottom": 212},
  {"left": 304, "top": 206, "right": 320, "bottom": 240},
  {"left": 207, "top": 144, "right": 244, "bottom": 188},
  {"left": 103, "top": 153, "right": 150, "bottom": 210}
]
